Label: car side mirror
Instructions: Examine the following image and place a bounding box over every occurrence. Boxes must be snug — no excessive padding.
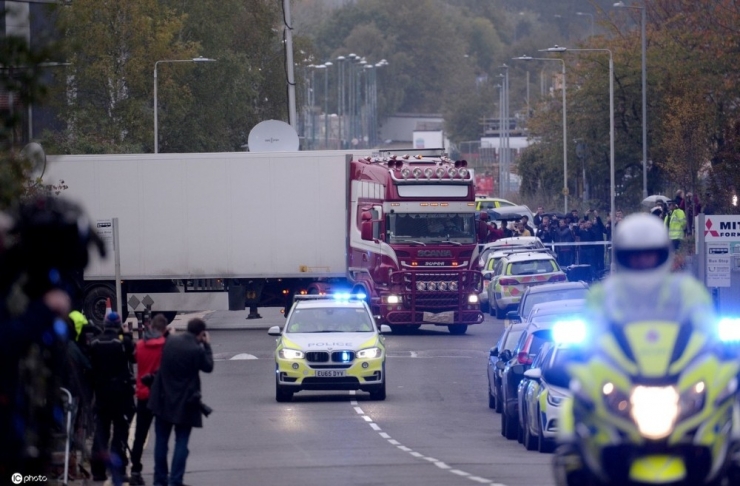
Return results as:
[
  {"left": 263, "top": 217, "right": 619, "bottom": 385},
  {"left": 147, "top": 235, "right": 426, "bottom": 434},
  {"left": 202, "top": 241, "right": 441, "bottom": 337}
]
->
[
  {"left": 268, "top": 326, "right": 282, "bottom": 336},
  {"left": 489, "top": 346, "right": 499, "bottom": 357},
  {"left": 495, "top": 360, "right": 506, "bottom": 370},
  {"left": 523, "top": 368, "right": 542, "bottom": 379},
  {"left": 506, "top": 310, "right": 520, "bottom": 322},
  {"left": 483, "top": 273, "right": 493, "bottom": 281},
  {"left": 379, "top": 324, "right": 392, "bottom": 334},
  {"left": 499, "top": 349, "right": 512, "bottom": 362},
  {"left": 542, "top": 366, "right": 570, "bottom": 389}
]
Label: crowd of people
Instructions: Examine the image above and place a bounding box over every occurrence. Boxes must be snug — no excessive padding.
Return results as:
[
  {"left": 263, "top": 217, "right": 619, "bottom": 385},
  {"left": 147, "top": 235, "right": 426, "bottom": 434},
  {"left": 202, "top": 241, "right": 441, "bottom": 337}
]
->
[{"left": 59, "top": 311, "right": 214, "bottom": 486}]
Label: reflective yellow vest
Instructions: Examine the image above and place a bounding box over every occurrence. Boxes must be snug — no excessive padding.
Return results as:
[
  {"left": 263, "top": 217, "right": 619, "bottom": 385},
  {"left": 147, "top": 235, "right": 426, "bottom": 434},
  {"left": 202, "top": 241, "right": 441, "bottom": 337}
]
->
[{"left": 666, "top": 208, "right": 686, "bottom": 240}]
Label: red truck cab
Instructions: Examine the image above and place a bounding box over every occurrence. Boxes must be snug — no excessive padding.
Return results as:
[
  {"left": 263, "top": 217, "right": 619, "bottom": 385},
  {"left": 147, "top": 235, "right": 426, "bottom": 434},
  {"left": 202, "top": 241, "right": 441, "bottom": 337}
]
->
[{"left": 346, "top": 150, "right": 484, "bottom": 334}]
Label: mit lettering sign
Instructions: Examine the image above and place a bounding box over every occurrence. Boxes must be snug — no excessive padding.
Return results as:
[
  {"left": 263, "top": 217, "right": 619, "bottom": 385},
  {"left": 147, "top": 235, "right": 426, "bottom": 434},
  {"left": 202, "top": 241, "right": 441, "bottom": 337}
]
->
[{"left": 704, "top": 216, "right": 740, "bottom": 241}]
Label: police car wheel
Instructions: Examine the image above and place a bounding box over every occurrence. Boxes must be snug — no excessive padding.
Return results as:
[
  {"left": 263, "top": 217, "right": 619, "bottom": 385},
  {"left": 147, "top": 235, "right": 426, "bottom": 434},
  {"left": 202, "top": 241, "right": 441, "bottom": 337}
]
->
[
  {"left": 275, "top": 377, "right": 293, "bottom": 402},
  {"left": 369, "top": 381, "right": 386, "bottom": 401}
]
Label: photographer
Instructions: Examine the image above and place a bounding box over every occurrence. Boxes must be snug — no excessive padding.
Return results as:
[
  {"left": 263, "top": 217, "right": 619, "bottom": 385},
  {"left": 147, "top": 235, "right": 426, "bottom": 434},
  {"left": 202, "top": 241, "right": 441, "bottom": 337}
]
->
[
  {"left": 129, "top": 314, "right": 168, "bottom": 486},
  {"left": 148, "top": 318, "right": 214, "bottom": 486},
  {"left": 88, "top": 312, "right": 136, "bottom": 483}
]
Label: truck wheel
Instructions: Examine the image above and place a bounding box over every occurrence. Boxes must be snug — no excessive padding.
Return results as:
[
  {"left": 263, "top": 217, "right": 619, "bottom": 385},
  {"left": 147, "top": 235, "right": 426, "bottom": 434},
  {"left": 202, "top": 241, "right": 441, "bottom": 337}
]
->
[
  {"left": 448, "top": 325, "right": 468, "bottom": 335},
  {"left": 83, "top": 285, "right": 116, "bottom": 327}
]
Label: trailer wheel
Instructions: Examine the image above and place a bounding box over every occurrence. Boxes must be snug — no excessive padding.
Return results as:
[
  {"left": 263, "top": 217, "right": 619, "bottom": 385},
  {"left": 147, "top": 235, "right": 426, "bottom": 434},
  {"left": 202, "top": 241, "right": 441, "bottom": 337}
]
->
[
  {"left": 448, "top": 325, "right": 468, "bottom": 335},
  {"left": 83, "top": 285, "right": 116, "bottom": 327}
]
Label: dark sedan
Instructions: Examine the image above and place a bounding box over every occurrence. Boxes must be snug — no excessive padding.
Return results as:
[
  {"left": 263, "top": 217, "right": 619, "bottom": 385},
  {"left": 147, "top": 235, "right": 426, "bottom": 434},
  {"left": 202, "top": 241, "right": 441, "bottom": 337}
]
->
[
  {"left": 506, "top": 281, "right": 589, "bottom": 324},
  {"left": 487, "top": 322, "right": 527, "bottom": 413}
]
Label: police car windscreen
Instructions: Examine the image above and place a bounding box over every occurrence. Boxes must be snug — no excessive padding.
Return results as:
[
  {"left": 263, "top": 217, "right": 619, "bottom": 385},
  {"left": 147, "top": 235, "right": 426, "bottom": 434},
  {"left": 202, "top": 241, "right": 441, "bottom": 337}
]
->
[{"left": 287, "top": 307, "right": 375, "bottom": 333}]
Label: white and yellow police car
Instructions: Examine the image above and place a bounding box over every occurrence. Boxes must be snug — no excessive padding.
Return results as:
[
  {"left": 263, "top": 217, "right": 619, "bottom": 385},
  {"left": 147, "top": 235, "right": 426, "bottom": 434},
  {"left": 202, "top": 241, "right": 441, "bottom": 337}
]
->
[{"left": 268, "top": 293, "right": 391, "bottom": 402}]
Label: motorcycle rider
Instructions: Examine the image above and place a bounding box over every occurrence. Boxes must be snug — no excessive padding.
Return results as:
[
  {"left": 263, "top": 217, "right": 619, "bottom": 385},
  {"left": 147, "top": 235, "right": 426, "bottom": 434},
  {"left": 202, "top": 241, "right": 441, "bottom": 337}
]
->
[{"left": 586, "top": 213, "right": 714, "bottom": 333}]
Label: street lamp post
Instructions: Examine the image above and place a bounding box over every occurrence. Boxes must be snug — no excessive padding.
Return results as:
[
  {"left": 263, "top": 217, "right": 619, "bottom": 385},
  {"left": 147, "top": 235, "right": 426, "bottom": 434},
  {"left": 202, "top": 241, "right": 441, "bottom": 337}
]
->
[
  {"left": 614, "top": 1, "right": 647, "bottom": 199},
  {"left": 514, "top": 55, "right": 568, "bottom": 213},
  {"left": 323, "top": 61, "right": 333, "bottom": 149},
  {"left": 498, "top": 65, "right": 510, "bottom": 197},
  {"left": 576, "top": 12, "right": 595, "bottom": 37},
  {"left": 336, "top": 56, "right": 345, "bottom": 149},
  {"left": 543, "top": 45, "right": 614, "bottom": 265},
  {"left": 154, "top": 57, "right": 216, "bottom": 153}
]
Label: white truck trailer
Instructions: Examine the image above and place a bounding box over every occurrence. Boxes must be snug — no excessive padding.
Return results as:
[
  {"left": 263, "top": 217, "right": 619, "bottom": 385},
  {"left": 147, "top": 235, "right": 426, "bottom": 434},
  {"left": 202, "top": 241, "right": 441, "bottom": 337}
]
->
[{"left": 44, "top": 150, "right": 371, "bottom": 325}]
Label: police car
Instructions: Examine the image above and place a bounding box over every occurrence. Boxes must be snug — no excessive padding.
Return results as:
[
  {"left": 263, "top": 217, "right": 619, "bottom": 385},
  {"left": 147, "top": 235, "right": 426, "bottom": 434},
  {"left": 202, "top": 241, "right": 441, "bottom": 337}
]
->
[{"left": 268, "top": 294, "right": 391, "bottom": 402}]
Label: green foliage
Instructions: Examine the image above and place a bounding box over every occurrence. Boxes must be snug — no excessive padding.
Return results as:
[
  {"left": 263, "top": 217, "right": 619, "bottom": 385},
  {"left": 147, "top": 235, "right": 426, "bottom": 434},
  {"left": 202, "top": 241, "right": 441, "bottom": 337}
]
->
[{"left": 0, "top": 11, "right": 60, "bottom": 208}]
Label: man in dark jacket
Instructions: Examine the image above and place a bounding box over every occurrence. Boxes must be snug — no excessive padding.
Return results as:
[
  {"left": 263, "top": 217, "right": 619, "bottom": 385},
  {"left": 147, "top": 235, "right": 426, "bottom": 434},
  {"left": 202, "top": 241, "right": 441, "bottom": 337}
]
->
[
  {"left": 89, "top": 311, "right": 136, "bottom": 483},
  {"left": 148, "top": 318, "right": 214, "bottom": 486},
  {"left": 129, "top": 314, "right": 168, "bottom": 486},
  {"left": 554, "top": 219, "right": 575, "bottom": 267}
]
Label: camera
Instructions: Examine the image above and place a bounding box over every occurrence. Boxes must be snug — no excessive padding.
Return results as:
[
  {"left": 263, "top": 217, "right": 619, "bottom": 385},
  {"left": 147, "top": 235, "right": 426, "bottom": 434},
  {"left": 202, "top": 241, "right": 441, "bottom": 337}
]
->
[{"left": 200, "top": 402, "right": 213, "bottom": 418}]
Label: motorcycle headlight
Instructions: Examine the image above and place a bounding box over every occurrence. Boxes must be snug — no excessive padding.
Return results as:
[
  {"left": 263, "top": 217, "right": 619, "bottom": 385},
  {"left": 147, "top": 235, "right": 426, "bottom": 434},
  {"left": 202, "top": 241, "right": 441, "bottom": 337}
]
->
[
  {"left": 602, "top": 382, "right": 631, "bottom": 420},
  {"left": 357, "top": 347, "right": 381, "bottom": 359},
  {"left": 630, "top": 386, "right": 679, "bottom": 439},
  {"left": 279, "top": 348, "right": 305, "bottom": 360},
  {"left": 678, "top": 381, "right": 706, "bottom": 421}
]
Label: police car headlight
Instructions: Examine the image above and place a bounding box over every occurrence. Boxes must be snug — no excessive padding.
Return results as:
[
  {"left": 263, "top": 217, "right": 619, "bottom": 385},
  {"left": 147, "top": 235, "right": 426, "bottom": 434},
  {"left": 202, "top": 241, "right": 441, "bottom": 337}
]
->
[
  {"left": 547, "top": 389, "right": 567, "bottom": 407},
  {"left": 357, "top": 347, "right": 381, "bottom": 359},
  {"left": 279, "top": 348, "right": 305, "bottom": 360},
  {"left": 468, "top": 294, "right": 479, "bottom": 304}
]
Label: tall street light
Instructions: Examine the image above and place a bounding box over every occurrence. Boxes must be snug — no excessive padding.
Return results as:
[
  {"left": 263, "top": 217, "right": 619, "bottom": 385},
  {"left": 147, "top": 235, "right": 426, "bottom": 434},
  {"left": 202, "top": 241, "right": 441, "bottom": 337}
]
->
[
  {"left": 614, "top": 1, "right": 647, "bottom": 199},
  {"left": 154, "top": 57, "right": 216, "bottom": 153},
  {"left": 543, "top": 45, "right": 614, "bottom": 266},
  {"left": 336, "top": 56, "right": 345, "bottom": 149},
  {"left": 576, "top": 12, "right": 595, "bottom": 37},
  {"left": 513, "top": 55, "right": 568, "bottom": 213},
  {"left": 322, "top": 61, "right": 333, "bottom": 149},
  {"left": 498, "top": 65, "right": 510, "bottom": 197}
]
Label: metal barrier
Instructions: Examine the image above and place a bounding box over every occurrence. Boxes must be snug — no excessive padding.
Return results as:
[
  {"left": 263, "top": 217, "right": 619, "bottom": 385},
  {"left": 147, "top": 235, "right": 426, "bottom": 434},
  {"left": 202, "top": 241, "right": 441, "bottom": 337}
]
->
[{"left": 543, "top": 241, "right": 612, "bottom": 282}]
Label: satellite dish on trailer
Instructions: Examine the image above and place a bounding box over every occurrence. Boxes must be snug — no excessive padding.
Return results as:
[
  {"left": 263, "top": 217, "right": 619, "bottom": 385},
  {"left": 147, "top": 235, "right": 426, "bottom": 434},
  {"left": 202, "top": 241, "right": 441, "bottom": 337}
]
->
[
  {"left": 21, "top": 142, "right": 47, "bottom": 179},
  {"left": 247, "top": 120, "right": 299, "bottom": 152}
]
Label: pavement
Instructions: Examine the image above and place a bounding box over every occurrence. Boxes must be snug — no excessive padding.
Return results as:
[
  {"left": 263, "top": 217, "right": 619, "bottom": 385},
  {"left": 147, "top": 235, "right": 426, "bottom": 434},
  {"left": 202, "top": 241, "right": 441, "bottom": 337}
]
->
[{"left": 169, "top": 307, "right": 287, "bottom": 331}]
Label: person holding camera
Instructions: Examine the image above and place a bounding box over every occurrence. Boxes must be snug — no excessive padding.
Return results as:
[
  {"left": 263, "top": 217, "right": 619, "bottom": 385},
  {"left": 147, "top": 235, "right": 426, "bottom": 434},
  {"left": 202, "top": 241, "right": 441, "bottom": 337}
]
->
[
  {"left": 148, "top": 318, "right": 214, "bottom": 486},
  {"left": 88, "top": 311, "right": 136, "bottom": 483},
  {"left": 129, "top": 314, "right": 169, "bottom": 486}
]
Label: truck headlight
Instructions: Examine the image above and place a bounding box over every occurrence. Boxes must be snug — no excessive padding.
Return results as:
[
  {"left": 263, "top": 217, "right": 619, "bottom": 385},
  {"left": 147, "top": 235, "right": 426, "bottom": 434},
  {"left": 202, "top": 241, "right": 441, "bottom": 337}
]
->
[
  {"left": 386, "top": 295, "right": 401, "bottom": 304},
  {"left": 468, "top": 294, "right": 479, "bottom": 304},
  {"left": 630, "top": 386, "right": 679, "bottom": 439},
  {"left": 357, "top": 347, "right": 381, "bottom": 359},
  {"left": 279, "top": 348, "right": 305, "bottom": 360}
]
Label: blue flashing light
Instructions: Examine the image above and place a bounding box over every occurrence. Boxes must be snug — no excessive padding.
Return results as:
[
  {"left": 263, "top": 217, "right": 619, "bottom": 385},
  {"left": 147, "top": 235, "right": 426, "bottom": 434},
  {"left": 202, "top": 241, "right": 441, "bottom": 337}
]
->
[
  {"left": 340, "top": 351, "right": 351, "bottom": 362},
  {"left": 718, "top": 317, "right": 740, "bottom": 343},
  {"left": 333, "top": 292, "right": 366, "bottom": 302},
  {"left": 552, "top": 319, "right": 587, "bottom": 345}
]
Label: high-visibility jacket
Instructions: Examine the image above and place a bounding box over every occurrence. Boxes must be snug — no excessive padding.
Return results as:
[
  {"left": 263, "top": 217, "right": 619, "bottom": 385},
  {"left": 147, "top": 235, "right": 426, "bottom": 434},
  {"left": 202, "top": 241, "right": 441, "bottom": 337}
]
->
[{"left": 666, "top": 208, "right": 686, "bottom": 240}]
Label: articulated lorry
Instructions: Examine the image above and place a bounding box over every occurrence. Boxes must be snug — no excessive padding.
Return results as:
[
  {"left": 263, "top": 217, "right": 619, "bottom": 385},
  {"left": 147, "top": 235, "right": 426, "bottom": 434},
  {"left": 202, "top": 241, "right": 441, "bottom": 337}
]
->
[{"left": 44, "top": 149, "right": 483, "bottom": 334}]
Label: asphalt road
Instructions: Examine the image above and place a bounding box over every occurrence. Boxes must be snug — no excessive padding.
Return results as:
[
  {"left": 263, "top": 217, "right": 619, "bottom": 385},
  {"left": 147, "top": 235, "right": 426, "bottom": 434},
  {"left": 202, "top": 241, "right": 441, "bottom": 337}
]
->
[{"left": 138, "top": 312, "right": 556, "bottom": 486}]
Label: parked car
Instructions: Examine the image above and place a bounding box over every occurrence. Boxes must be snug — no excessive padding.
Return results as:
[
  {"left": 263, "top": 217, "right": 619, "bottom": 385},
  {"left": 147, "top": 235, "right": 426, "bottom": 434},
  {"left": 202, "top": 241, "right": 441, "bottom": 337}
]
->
[
  {"left": 478, "top": 246, "right": 549, "bottom": 312},
  {"left": 498, "top": 304, "right": 585, "bottom": 441},
  {"left": 475, "top": 197, "right": 516, "bottom": 210},
  {"left": 507, "top": 281, "right": 589, "bottom": 323},
  {"left": 518, "top": 343, "right": 577, "bottom": 453},
  {"left": 525, "top": 299, "right": 586, "bottom": 326},
  {"left": 487, "top": 322, "right": 528, "bottom": 413},
  {"left": 487, "top": 251, "right": 567, "bottom": 319}
]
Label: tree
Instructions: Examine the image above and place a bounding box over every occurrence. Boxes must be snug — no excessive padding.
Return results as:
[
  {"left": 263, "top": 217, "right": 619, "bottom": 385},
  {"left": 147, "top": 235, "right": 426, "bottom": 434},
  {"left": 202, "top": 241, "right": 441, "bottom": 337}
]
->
[{"left": 0, "top": 7, "right": 61, "bottom": 207}]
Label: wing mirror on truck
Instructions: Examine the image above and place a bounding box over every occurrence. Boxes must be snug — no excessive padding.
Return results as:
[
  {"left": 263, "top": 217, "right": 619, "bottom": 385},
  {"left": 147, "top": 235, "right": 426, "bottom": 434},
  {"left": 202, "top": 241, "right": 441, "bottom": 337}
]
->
[{"left": 361, "top": 211, "right": 374, "bottom": 241}]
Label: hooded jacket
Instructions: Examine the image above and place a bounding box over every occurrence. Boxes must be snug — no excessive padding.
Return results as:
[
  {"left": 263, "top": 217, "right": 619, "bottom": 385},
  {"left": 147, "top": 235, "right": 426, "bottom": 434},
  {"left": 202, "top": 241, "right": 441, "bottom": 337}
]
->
[{"left": 135, "top": 329, "right": 166, "bottom": 400}]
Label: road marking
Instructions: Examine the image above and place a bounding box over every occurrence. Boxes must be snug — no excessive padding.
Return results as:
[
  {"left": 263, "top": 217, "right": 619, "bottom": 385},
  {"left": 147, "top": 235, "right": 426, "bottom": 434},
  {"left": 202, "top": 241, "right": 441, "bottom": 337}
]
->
[
  {"left": 351, "top": 404, "right": 509, "bottom": 485},
  {"left": 230, "top": 353, "right": 258, "bottom": 360},
  {"left": 410, "top": 351, "right": 418, "bottom": 358}
]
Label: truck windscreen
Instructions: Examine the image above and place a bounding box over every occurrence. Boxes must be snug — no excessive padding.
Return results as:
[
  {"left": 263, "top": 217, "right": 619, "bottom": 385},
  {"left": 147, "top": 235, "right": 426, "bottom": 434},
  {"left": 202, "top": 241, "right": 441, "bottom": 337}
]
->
[{"left": 387, "top": 212, "right": 476, "bottom": 244}]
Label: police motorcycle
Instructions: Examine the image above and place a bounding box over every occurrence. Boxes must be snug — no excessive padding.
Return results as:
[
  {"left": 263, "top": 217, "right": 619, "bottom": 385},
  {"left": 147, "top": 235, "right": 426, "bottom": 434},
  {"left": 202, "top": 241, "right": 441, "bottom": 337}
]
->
[{"left": 543, "top": 317, "right": 740, "bottom": 486}]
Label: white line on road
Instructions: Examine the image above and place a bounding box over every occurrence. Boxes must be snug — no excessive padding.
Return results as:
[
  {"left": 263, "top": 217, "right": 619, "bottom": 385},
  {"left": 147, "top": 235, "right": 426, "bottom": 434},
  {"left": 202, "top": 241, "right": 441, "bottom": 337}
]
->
[
  {"left": 450, "top": 469, "right": 470, "bottom": 477},
  {"left": 388, "top": 439, "right": 400, "bottom": 445},
  {"left": 434, "top": 462, "right": 451, "bottom": 470},
  {"left": 397, "top": 445, "right": 412, "bottom": 452},
  {"left": 230, "top": 353, "right": 258, "bottom": 360},
  {"left": 410, "top": 351, "right": 418, "bottom": 358},
  {"left": 370, "top": 423, "right": 381, "bottom": 431},
  {"left": 354, "top": 406, "right": 364, "bottom": 414},
  {"left": 379, "top": 432, "right": 391, "bottom": 439},
  {"left": 362, "top": 416, "right": 372, "bottom": 422},
  {"left": 409, "top": 451, "right": 424, "bottom": 458}
]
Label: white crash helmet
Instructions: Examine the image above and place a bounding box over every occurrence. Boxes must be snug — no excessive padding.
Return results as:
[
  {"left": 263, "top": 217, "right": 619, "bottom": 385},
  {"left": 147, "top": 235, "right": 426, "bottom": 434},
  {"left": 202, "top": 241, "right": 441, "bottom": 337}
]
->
[{"left": 613, "top": 213, "right": 673, "bottom": 289}]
